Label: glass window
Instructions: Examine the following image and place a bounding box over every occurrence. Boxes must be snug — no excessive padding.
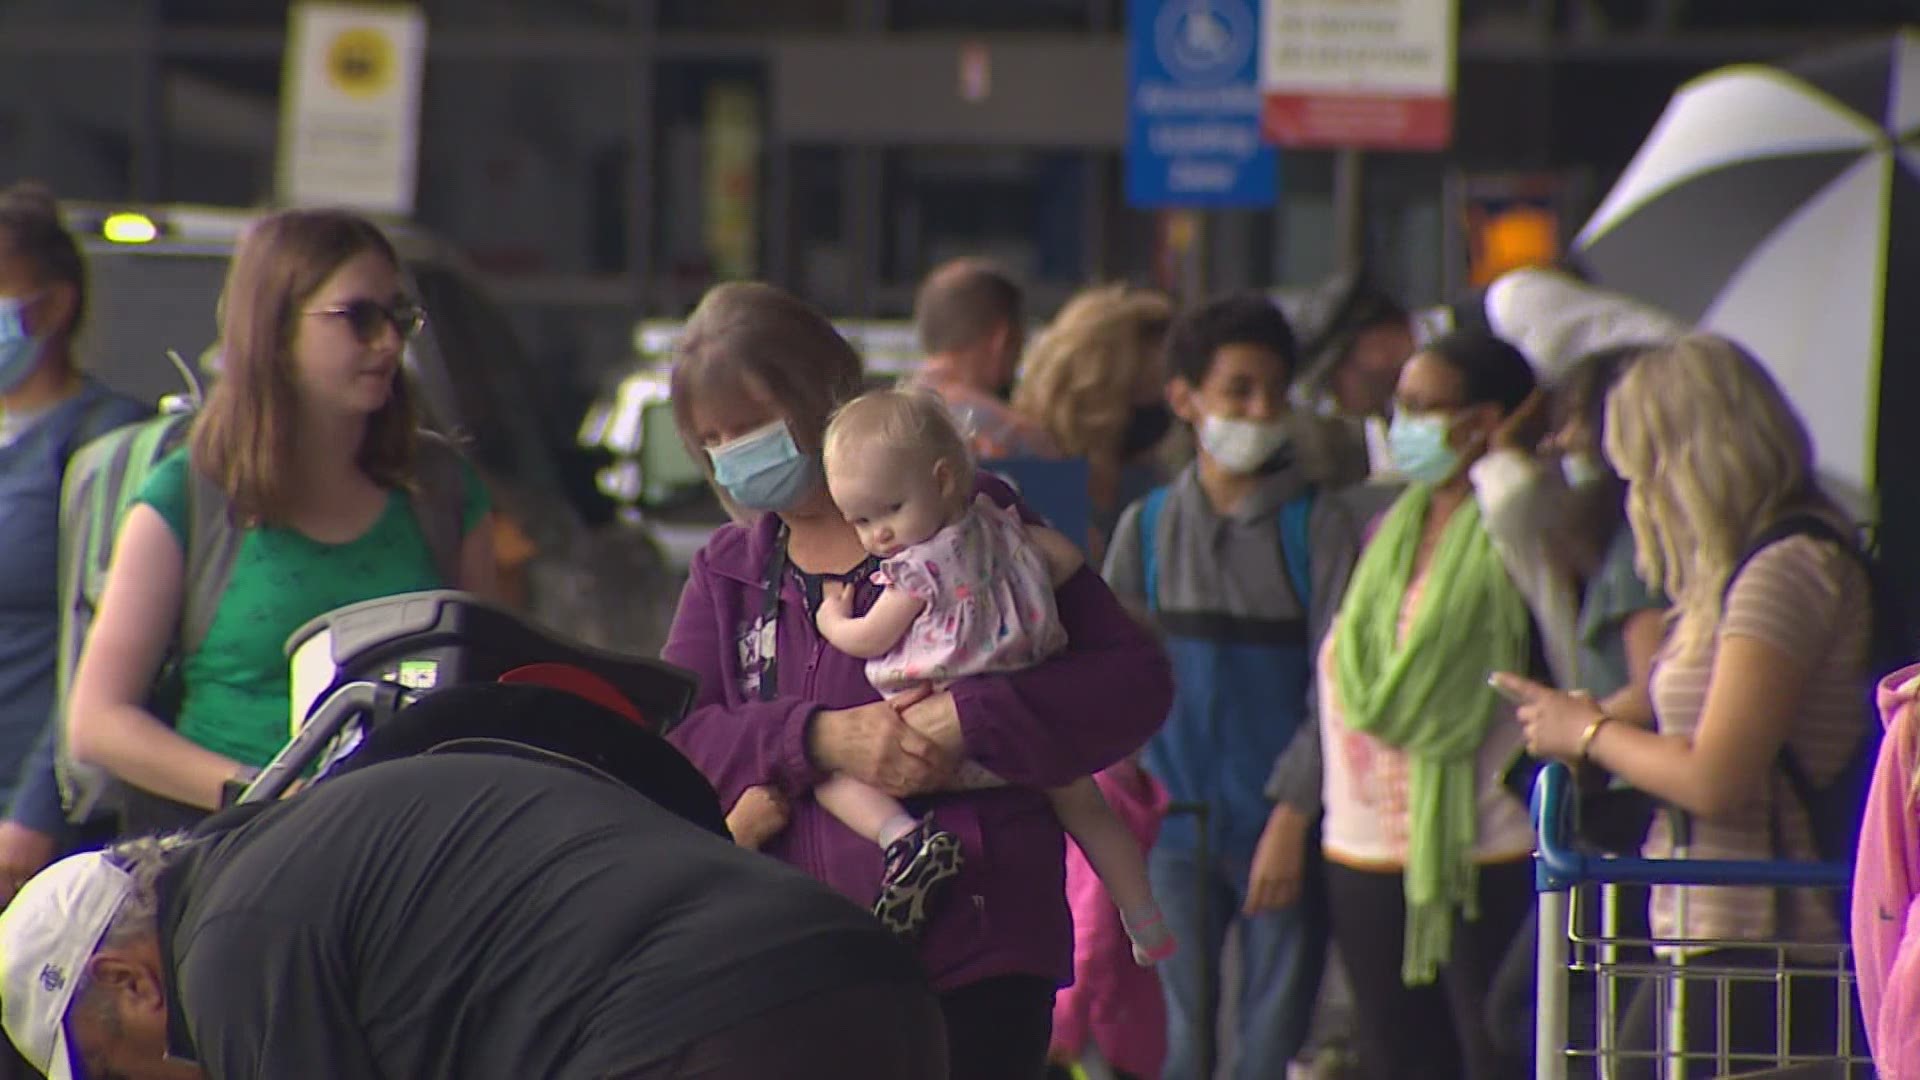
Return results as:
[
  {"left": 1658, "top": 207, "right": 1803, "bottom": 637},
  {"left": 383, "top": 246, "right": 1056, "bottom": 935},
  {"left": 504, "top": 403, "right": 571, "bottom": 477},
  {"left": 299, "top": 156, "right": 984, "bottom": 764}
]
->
[
  {"left": 784, "top": 146, "right": 852, "bottom": 312},
  {"left": 0, "top": 49, "right": 143, "bottom": 203},
  {"left": 650, "top": 60, "right": 768, "bottom": 299},
  {"left": 659, "top": 0, "right": 859, "bottom": 31},
  {"left": 78, "top": 248, "right": 227, "bottom": 407},
  {"left": 418, "top": 0, "right": 636, "bottom": 27},
  {"left": 887, "top": 0, "right": 1092, "bottom": 31},
  {"left": 156, "top": 55, "right": 280, "bottom": 206},
  {"left": 159, "top": 0, "right": 637, "bottom": 29},
  {"left": 1273, "top": 153, "right": 1336, "bottom": 291},
  {"left": 158, "top": 0, "right": 289, "bottom": 28},
  {"left": 1682, "top": 0, "right": 1903, "bottom": 27},
  {"left": 878, "top": 147, "right": 1092, "bottom": 317},
  {"left": 5, "top": 0, "right": 144, "bottom": 24},
  {"left": 415, "top": 59, "right": 637, "bottom": 275}
]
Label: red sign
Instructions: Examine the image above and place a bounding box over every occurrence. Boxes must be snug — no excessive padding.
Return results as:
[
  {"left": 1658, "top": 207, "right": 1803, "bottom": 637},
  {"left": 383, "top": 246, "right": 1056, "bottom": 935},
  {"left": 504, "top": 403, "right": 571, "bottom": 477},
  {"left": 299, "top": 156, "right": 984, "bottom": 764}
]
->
[
  {"left": 1259, "top": 0, "right": 1458, "bottom": 152},
  {"left": 1261, "top": 93, "right": 1451, "bottom": 150}
]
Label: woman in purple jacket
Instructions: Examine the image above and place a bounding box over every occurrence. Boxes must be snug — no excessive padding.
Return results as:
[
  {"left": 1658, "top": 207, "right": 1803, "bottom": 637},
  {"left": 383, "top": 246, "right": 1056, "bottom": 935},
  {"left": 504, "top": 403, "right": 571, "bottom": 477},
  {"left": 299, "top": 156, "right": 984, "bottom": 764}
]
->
[{"left": 662, "top": 282, "right": 1173, "bottom": 1080}]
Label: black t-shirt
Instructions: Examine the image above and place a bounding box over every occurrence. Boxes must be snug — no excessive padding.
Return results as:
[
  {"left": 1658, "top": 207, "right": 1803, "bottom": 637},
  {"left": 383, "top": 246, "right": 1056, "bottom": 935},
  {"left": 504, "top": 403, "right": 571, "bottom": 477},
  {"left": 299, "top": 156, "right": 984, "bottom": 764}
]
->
[{"left": 156, "top": 752, "right": 921, "bottom": 1079}]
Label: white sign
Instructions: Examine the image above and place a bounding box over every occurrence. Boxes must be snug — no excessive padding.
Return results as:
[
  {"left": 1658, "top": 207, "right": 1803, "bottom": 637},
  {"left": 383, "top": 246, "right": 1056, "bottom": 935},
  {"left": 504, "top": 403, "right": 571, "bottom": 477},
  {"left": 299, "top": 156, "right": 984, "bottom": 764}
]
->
[
  {"left": 277, "top": 2, "right": 427, "bottom": 215},
  {"left": 1259, "top": 0, "right": 1457, "bottom": 150}
]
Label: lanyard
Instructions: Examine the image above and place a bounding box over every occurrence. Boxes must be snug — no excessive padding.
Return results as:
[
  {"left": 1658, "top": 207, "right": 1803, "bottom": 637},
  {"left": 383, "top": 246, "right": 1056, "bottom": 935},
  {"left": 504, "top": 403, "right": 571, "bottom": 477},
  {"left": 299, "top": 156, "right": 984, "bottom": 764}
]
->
[
  {"left": 758, "top": 525, "right": 789, "bottom": 703},
  {"left": 755, "top": 523, "right": 878, "bottom": 703}
]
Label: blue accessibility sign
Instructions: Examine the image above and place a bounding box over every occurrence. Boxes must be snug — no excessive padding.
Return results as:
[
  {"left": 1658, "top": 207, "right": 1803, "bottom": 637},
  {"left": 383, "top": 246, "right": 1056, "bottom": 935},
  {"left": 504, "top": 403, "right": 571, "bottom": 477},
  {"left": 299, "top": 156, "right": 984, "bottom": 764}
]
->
[{"left": 1126, "top": 0, "right": 1278, "bottom": 209}]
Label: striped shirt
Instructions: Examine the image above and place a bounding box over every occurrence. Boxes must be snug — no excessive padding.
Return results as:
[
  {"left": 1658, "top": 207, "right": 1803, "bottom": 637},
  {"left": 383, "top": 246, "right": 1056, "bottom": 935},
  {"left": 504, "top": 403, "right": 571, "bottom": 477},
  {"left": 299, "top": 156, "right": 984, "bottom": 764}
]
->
[{"left": 1644, "top": 535, "right": 1871, "bottom": 952}]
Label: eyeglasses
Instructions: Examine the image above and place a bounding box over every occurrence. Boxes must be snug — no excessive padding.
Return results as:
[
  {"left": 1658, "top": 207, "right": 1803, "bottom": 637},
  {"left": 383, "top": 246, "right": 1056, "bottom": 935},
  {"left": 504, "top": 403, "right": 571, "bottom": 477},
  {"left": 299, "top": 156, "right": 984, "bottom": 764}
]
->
[{"left": 305, "top": 298, "right": 426, "bottom": 344}]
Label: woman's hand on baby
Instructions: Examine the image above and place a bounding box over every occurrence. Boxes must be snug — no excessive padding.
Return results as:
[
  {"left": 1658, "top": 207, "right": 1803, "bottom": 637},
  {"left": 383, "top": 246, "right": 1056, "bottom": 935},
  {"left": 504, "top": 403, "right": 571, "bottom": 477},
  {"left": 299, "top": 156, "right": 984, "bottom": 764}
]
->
[
  {"left": 894, "top": 687, "right": 967, "bottom": 759},
  {"left": 726, "top": 785, "right": 790, "bottom": 850},
  {"left": 809, "top": 698, "right": 957, "bottom": 797}
]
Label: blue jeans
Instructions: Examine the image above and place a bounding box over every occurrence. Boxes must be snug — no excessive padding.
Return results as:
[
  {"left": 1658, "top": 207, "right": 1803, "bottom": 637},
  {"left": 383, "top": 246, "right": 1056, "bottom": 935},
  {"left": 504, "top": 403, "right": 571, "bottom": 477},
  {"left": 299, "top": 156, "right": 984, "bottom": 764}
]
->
[{"left": 1148, "top": 839, "right": 1327, "bottom": 1080}]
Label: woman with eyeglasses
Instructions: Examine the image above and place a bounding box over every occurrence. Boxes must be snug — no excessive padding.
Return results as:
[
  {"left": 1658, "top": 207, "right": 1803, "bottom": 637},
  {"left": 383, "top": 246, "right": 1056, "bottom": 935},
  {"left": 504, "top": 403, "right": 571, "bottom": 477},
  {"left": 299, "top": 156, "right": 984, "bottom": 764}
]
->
[
  {"left": 1315, "top": 330, "right": 1547, "bottom": 1080},
  {"left": 66, "top": 208, "right": 497, "bottom": 833}
]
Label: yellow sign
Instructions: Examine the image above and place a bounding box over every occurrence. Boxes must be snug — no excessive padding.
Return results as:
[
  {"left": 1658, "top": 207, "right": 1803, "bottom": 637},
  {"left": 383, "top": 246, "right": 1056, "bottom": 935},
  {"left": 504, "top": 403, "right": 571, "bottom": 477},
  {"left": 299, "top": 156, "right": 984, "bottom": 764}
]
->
[
  {"left": 325, "top": 26, "right": 396, "bottom": 99},
  {"left": 279, "top": 3, "right": 426, "bottom": 214}
]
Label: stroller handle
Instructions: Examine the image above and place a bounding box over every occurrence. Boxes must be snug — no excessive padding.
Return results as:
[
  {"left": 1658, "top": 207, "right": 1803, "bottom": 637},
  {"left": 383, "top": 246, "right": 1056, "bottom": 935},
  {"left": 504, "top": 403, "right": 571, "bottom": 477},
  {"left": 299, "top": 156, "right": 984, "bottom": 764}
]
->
[{"left": 240, "top": 681, "right": 407, "bottom": 805}]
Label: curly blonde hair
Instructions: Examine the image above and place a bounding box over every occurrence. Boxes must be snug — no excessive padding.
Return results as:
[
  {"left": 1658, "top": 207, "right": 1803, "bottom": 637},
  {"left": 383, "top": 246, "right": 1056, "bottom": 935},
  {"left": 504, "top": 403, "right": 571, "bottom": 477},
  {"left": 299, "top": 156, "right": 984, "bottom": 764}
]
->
[
  {"left": 1603, "top": 334, "right": 1833, "bottom": 660},
  {"left": 1013, "top": 284, "right": 1174, "bottom": 462}
]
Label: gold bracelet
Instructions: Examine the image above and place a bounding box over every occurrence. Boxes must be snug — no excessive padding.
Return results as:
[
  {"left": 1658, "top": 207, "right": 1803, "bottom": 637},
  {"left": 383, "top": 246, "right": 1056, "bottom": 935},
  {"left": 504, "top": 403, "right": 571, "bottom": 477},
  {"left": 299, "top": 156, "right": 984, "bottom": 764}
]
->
[{"left": 1576, "top": 713, "right": 1612, "bottom": 761}]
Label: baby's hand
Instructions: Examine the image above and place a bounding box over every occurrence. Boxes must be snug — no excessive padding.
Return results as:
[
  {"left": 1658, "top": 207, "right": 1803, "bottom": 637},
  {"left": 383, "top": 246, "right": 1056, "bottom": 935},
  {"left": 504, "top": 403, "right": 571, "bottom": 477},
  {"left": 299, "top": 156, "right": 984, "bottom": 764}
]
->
[
  {"left": 819, "top": 581, "right": 854, "bottom": 620},
  {"left": 726, "top": 785, "right": 790, "bottom": 850}
]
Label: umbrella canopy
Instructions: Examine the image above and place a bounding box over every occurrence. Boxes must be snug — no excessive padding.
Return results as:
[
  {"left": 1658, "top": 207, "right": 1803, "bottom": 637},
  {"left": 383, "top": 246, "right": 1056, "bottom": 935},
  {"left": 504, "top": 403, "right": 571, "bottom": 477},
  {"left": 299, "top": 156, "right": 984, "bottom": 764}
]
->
[{"left": 1575, "top": 30, "right": 1920, "bottom": 517}]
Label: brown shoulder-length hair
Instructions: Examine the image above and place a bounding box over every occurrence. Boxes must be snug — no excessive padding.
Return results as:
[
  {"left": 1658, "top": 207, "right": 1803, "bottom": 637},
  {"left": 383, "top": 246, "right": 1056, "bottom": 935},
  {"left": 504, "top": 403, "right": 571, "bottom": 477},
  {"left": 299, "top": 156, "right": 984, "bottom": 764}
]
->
[
  {"left": 669, "top": 282, "right": 865, "bottom": 519},
  {"left": 190, "top": 208, "right": 415, "bottom": 526}
]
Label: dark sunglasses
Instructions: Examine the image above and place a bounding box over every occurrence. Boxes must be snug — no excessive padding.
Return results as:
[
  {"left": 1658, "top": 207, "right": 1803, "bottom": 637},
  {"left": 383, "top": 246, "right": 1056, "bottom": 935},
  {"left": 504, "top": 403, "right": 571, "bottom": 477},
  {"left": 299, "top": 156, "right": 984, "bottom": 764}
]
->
[{"left": 305, "top": 297, "right": 426, "bottom": 343}]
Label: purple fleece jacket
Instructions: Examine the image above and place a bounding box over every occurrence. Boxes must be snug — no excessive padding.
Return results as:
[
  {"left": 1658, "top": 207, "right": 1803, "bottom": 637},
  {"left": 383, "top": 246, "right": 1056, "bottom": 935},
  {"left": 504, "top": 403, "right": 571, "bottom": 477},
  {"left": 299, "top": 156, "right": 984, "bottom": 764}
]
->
[{"left": 664, "top": 478, "right": 1173, "bottom": 991}]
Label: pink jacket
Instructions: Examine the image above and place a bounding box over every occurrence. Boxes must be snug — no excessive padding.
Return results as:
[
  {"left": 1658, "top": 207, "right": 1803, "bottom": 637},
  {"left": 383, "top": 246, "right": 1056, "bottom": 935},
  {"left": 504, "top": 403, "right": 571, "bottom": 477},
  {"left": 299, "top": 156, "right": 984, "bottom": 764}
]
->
[
  {"left": 1855, "top": 661, "right": 1920, "bottom": 1079},
  {"left": 1050, "top": 761, "right": 1170, "bottom": 1079}
]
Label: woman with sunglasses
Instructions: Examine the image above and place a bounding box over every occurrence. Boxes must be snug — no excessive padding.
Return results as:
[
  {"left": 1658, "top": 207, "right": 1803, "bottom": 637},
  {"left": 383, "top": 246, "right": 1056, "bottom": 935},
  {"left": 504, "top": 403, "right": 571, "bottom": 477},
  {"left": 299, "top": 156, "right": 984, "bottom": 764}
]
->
[{"left": 66, "top": 208, "right": 497, "bottom": 831}]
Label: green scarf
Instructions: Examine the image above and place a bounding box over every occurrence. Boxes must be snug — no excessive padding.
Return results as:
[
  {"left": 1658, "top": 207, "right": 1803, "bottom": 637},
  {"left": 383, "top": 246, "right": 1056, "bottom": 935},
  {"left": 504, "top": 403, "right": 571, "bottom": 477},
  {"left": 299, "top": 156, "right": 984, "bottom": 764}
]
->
[{"left": 1333, "top": 484, "right": 1530, "bottom": 985}]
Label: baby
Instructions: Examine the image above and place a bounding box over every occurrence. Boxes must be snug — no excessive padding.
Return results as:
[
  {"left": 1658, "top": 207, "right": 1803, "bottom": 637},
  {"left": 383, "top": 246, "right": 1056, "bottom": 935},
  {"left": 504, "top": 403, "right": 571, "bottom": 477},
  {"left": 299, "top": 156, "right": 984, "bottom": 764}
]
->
[{"left": 806, "top": 387, "right": 1173, "bottom": 960}]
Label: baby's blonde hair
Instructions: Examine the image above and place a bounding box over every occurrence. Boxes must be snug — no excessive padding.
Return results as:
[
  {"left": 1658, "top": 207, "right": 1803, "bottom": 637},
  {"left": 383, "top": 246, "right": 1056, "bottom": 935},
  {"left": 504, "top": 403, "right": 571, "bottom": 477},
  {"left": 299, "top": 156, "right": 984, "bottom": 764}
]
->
[{"left": 823, "top": 388, "right": 976, "bottom": 492}]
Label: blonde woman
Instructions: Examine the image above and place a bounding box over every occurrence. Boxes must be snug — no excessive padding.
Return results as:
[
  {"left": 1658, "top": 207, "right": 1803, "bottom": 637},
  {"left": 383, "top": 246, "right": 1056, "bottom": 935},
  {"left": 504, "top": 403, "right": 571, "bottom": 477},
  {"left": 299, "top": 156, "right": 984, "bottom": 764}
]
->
[
  {"left": 1013, "top": 284, "right": 1175, "bottom": 556},
  {"left": 1497, "top": 334, "right": 1873, "bottom": 1077}
]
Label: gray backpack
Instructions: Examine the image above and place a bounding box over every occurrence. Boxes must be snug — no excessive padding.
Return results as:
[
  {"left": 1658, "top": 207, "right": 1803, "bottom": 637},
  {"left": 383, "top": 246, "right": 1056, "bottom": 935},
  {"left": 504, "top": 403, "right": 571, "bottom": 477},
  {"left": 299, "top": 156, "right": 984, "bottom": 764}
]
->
[{"left": 53, "top": 415, "right": 467, "bottom": 824}]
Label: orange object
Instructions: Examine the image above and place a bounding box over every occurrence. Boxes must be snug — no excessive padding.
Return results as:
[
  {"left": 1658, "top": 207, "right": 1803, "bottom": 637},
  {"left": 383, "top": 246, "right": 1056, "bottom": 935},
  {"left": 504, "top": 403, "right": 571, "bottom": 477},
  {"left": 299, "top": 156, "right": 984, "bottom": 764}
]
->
[{"left": 1470, "top": 206, "right": 1558, "bottom": 286}]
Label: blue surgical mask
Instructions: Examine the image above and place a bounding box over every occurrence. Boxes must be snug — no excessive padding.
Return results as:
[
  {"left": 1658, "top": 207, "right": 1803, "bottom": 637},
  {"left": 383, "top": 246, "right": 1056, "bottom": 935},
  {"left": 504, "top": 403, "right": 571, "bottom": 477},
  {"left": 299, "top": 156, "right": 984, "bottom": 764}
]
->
[
  {"left": 0, "top": 293, "right": 50, "bottom": 395},
  {"left": 1561, "top": 452, "right": 1605, "bottom": 491},
  {"left": 1387, "top": 410, "right": 1461, "bottom": 485},
  {"left": 708, "top": 420, "right": 817, "bottom": 512}
]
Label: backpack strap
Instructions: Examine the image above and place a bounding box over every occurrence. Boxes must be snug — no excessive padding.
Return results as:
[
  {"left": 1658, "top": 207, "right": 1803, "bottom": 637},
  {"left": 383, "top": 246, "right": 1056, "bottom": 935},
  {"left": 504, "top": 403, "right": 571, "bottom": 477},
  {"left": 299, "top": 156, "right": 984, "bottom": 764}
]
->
[
  {"left": 182, "top": 463, "right": 241, "bottom": 656},
  {"left": 410, "top": 431, "right": 469, "bottom": 588},
  {"left": 1137, "top": 486, "right": 1171, "bottom": 613},
  {"left": 1140, "top": 483, "right": 1317, "bottom": 615},
  {"left": 1714, "top": 512, "right": 1877, "bottom": 857},
  {"left": 1278, "top": 487, "right": 1315, "bottom": 610},
  {"left": 1723, "top": 514, "right": 1861, "bottom": 603}
]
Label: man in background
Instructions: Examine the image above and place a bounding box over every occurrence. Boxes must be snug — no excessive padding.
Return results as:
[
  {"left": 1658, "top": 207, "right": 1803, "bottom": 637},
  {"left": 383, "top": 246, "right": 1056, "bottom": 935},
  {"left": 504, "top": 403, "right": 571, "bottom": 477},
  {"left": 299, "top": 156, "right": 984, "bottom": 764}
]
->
[{"left": 910, "top": 257, "right": 1057, "bottom": 460}]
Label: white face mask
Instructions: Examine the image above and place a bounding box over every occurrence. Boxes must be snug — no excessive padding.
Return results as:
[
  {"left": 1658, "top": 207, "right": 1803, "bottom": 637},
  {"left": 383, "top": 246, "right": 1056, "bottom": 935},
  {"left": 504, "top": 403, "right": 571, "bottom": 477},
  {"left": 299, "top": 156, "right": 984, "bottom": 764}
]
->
[{"left": 1197, "top": 414, "right": 1290, "bottom": 475}]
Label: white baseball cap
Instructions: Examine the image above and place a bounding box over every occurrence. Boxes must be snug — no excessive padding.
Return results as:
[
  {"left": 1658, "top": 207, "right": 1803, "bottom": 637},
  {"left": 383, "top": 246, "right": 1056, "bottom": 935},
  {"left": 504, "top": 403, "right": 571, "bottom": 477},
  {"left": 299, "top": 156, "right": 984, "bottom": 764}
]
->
[{"left": 0, "top": 851, "right": 136, "bottom": 1080}]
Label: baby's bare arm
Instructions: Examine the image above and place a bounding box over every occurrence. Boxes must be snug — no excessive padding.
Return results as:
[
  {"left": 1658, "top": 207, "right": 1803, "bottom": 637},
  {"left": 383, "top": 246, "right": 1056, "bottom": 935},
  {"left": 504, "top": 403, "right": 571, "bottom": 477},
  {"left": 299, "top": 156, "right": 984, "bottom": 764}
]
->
[{"left": 815, "top": 584, "right": 927, "bottom": 659}]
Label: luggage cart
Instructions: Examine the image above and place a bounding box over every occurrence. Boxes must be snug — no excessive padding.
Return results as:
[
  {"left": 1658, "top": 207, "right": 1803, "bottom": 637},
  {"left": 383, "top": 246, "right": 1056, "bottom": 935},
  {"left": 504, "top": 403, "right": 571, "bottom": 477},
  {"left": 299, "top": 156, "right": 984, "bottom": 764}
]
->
[{"left": 1531, "top": 763, "right": 1871, "bottom": 1080}]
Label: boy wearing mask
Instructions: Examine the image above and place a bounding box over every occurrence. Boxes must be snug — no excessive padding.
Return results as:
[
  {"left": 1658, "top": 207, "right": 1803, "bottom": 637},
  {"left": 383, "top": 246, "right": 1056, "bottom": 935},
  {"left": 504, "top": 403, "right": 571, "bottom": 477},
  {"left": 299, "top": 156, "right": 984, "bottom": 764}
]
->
[{"left": 1102, "top": 294, "right": 1364, "bottom": 1080}]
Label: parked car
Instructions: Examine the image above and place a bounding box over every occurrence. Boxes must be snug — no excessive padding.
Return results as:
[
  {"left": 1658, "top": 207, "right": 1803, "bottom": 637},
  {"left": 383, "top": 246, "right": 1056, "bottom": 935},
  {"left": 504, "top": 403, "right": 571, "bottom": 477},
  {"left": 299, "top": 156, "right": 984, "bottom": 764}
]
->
[{"left": 63, "top": 203, "right": 678, "bottom": 655}]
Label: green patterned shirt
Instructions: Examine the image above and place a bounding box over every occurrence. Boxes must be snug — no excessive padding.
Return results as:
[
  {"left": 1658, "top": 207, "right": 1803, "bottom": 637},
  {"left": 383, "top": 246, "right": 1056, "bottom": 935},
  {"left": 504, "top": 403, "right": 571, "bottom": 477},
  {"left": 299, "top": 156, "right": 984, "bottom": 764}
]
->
[{"left": 134, "top": 448, "right": 489, "bottom": 766}]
